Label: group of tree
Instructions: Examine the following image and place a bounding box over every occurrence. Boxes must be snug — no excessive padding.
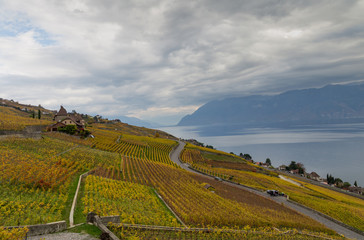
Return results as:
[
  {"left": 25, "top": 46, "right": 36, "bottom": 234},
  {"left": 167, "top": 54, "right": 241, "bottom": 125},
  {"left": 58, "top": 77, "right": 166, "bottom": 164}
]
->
[
  {"left": 286, "top": 161, "right": 305, "bottom": 174},
  {"left": 239, "top": 153, "right": 252, "bottom": 160},
  {"left": 31, "top": 110, "right": 41, "bottom": 119},
  {"left": 326, "top": 174, "right": 356, "bottom": 189}
]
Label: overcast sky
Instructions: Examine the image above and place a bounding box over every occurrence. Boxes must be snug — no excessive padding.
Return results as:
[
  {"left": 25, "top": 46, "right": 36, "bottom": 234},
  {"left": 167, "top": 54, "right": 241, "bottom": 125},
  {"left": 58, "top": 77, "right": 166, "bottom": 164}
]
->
[{"left": 1, "top": 0, "right": 364, "bottom": 125}]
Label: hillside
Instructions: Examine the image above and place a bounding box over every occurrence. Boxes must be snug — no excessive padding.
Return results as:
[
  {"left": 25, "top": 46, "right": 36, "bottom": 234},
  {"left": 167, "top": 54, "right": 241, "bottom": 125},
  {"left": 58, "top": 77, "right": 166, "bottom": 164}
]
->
[
  {"left": 0, "top": 99, "right": 174, "bottom": 139},
  {"left": 178, "top": 83, "right": 364, "bottom": 129},
  {"left": 0, "top": 99, "right": 363, "bottom": 239}
]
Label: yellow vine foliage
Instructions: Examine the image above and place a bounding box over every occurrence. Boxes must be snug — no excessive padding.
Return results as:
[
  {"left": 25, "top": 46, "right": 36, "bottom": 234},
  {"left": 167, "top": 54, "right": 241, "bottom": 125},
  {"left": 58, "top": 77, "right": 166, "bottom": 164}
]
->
[
  {"left": 0, "top": 106, "right": 51, "bottom": 131},
  {"left": 82, "top": 175, "right": 179, "bottom": 227},
  {"left": 0, "top": 227, "right": 28, "bottom": 240},
  {"left": 187, "top": 160, "right": 364, "bottom": 232}
]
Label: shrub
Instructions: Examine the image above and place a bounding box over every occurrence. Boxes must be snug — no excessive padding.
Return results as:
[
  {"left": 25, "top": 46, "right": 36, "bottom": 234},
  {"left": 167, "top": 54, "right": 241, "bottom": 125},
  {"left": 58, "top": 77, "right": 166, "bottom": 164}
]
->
[{"left": 58, "top": 125, "right": 77, "bottom": 135}]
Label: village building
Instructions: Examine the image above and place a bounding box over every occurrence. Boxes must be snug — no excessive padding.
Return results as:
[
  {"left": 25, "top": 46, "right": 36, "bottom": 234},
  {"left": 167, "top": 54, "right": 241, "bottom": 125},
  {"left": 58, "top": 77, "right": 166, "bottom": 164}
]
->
[
  {"left": 308, "top": 172, "right": 322, "bottom": 181},
  {"left": 348, "top": 186, "right": 363, "bottom": 195},
  {"left": 48, "top": 106, "right": 85, "bottom": 132},
  {"left": 278, "top": 165, "right": 287, "bottom": 171}
]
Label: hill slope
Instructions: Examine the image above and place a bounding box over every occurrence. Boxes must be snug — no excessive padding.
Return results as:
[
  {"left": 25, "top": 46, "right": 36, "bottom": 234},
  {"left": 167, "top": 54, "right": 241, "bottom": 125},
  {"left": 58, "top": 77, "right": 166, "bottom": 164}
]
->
[{"left": 178, "top": 83, "right": 364, "bottom": 128}]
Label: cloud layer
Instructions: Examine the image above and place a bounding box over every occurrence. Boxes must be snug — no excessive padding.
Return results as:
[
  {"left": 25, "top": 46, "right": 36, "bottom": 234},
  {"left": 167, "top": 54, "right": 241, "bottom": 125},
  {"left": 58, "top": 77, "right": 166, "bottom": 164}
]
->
[{"left": 1, "top": 0, "right": 364, "bottom": 125}]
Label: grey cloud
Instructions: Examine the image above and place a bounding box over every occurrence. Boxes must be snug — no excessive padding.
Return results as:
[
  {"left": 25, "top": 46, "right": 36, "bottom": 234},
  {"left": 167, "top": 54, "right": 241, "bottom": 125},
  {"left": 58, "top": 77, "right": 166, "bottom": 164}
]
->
[{"left": 0, "top": 0, "right": 364, "bottom": 125}]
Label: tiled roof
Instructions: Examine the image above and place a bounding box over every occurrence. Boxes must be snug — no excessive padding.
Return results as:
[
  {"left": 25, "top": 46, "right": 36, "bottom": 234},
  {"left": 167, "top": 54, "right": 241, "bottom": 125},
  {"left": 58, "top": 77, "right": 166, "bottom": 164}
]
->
[{"left": 56, "top": 106, "right": 67, "bottom": 116}]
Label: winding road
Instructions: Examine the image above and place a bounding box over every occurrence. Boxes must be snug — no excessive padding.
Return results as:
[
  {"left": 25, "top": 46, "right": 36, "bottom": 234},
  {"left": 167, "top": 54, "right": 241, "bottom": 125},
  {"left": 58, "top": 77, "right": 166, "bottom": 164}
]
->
[{"left": 170, "top": 141, "right": 364, "bottom": 240}]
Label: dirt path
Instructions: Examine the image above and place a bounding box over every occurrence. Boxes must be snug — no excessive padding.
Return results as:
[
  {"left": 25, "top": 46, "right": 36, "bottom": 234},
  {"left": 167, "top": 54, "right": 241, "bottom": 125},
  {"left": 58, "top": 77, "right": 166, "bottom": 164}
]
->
[
  {"left": 279, "top": 174, "right": 302, "bottom": 186},
  {"left": 169, "top": 141, "right": 364, "bottom": 240}
]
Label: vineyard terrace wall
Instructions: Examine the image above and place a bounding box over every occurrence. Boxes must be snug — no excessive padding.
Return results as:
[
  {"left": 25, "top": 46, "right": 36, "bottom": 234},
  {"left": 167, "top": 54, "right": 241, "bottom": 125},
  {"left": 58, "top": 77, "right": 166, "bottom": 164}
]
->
[
  {"left": 5, "top": 220, "right": 67, "bottom": 237},
  {"left": 87, "top": 213, "right": 120, "bottom": 240},
  {"left": 0, "top": 125, "right": 45, "bottom": 139}
]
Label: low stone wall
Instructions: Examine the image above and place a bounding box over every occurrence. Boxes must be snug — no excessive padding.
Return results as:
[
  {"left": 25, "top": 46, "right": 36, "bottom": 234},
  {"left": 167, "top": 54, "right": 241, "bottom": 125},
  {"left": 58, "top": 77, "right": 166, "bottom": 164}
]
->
[
  {"left": 6, "top": 221, "right": 67, "bottom": 237},
  {"left": 0, "top": 125, "right": 46, "bottom": 140},
  {"left": 100, "top": 216, "right": 121, "bottom": 225},
  {"left": 87, "top": 213, "right": 120, "bottom": 240},
  {"left": 0, "top": 132, "right": 42, "bottom": 140}
]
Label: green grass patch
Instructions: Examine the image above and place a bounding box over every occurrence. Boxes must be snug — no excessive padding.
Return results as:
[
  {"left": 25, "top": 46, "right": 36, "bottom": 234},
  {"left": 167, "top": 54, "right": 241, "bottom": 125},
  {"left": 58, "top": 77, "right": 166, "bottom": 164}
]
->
[
  {"left": 63, "top": 173, "right": 82, "bottom": 226},
  {"left": 74, "top": 177, "right": 86, "bottom": 224},
  {"left": 66, "top": 223, "right": 102, "bottom": 238}
]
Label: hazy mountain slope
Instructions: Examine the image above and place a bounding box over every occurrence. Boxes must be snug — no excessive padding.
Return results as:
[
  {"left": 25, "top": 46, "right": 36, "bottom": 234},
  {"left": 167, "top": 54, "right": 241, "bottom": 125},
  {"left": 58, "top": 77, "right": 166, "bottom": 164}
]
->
[
  {"left": 114, "top": 115, "right": 157, "bottom": 128},
  {"left": 178, "top": 84, "right": 364, "bottom": 127}
]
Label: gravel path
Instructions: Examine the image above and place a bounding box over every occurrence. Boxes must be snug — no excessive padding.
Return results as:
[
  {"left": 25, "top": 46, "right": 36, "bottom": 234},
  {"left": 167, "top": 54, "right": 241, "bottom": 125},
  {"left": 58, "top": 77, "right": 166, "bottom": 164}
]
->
[
  {"left": 279, "top": 174, "right": 302, "bottom": 186},
  {"left": 27, "top": 232, "right": 99, "bottom": 240},
  {"left": 170, "top": 141, "right": 364, "bottom": 240}
]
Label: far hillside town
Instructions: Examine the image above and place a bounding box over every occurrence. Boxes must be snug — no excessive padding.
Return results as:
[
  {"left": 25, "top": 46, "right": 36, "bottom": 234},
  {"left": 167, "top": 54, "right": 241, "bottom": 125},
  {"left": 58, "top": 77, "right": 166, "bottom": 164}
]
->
[{"left": 262, "top": 158, "right": 362, "bottom": 196}]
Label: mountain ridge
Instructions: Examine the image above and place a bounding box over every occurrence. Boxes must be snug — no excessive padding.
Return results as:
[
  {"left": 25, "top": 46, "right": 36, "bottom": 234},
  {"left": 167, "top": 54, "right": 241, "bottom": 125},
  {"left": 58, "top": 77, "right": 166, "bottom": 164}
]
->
[{"left": 178, "top": 83, "right": 364, "bottom": 128}]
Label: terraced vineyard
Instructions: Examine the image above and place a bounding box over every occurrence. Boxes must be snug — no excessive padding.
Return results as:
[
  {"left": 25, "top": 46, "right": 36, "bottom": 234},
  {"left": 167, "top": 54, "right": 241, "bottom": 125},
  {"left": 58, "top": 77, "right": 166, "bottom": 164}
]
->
[
  {"left": 90, "top": 128, "right": 178, "bottom": 167},
  {"left": 109, "top": 224, "right": 342, "bottom": 240},
  {"left": 82, "top": 175, "right": 179, "bottom": 226},
  {"left": 0, "top": 106, "right": 51, "bottom": 131},
  {"left": 109, "top": 156, "right": 331, "bottom": 232},
  {"left": 181, "top": 147, "right": 364, "bottom": 232},
  {"left": 0, "top": 137, "right": 120, "bottom": 226},
  {"left": 0, "top": 105, "right": 356, "bottom": 239},
  {"left": 0, "top": 226, "right": 28, "bottom": 240}
]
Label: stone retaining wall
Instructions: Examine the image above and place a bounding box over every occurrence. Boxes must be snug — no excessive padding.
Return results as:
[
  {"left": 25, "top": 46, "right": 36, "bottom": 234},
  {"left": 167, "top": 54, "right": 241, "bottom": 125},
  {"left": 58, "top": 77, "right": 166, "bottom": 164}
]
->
[
  {"left": 0, "top": 125, "right": 46, "bottom": 140},
  {"left": 100, "top": 216, "right": 121, "bottom": 225},
  {"left": 87, "top": 213, "right": 120, "bottom": 240},
  {"left": 6, "top": 221, "right": 67, "bottom": 237}
]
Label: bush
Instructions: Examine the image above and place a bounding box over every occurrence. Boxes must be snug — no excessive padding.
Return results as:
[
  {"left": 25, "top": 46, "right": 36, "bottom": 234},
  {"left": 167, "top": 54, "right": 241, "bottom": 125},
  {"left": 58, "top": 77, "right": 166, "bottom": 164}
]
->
[
  {"left": 58, "top": 125, "right": 77, "bottom": 135},
  {"left": 80, "top": 129, "right": 91, "bottom": 138}
]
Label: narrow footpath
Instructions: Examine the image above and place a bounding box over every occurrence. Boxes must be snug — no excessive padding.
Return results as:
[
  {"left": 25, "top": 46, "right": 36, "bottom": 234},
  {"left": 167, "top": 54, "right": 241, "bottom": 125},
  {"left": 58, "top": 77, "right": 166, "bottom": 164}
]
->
[{"left": 170, "top": 141, "right": 364, "bottom": 240}]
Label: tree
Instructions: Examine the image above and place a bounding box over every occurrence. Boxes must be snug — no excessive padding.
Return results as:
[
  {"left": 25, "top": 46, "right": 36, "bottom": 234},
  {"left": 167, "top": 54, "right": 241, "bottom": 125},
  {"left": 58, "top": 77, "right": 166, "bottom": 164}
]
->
[
  {"left": 38, "top": 109, "right": 41, "bottom": 119},
  {"left": 327, "top": 174, "right": 335, "bottom": 185},
  {"left": 265, "top": 158, "right": 271, "bottom": 166},
  {"left": 297, "top": 162, "right": 305, "bottom": 174},
  {"left": 288, "top": 161, "right": 298, "bottom": 170},
  {"left": 354, "top": 181, "right": 358, "bottom": 187},
  {"left": 334, "top": 178, "right": 343, "bottom": 188},
  {"left": 243, "top": 154, "right": 252, "bottom": 160},
  {"left": 31, "top": 110, "right": 35, "bottom": 119},
  {"left": 342, "top": 182, "right": 351, "bottom": 189}
]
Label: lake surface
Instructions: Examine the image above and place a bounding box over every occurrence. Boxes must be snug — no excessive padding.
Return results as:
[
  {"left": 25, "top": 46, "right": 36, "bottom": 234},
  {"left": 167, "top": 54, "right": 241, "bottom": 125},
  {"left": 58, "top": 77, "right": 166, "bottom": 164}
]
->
[{"left": 159, "top": 123, "right": 364, "bottom": 186}]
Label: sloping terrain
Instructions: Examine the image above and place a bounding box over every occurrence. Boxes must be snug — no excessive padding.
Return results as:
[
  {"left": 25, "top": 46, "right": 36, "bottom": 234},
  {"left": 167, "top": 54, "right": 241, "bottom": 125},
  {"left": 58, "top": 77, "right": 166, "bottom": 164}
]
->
[{"left": 0, "top": 100, "right": 357, "bottom": 239}]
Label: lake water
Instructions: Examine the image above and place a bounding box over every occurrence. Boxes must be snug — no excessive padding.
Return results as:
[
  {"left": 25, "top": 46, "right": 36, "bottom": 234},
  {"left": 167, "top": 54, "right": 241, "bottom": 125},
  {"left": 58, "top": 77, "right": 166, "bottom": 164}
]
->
[{"left": 159, "top": 123, "right": 364, "bottom": 186}]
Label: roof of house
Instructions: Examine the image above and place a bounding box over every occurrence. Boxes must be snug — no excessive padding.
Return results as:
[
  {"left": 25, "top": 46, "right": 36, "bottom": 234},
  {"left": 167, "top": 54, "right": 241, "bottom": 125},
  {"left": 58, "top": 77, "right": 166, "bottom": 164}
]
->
[
  {"left": 71, "top": 114, "right": 83, "bottom": 122},
  {"left": 56, "top": 106, "right": 68, "bottom": 116},
  {"left": 310, "top": 172, "right": 320, "bottom": 178},
  {"left": 61, "top": 117, "right": 84, "bottom": 127},
  {"left": 48, "top": 122, "right": 66, "bottom": 129}
]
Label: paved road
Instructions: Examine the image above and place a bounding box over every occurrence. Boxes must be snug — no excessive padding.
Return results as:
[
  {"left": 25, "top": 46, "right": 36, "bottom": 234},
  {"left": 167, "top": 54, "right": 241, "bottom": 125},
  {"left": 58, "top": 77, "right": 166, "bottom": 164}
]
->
[{"left": 170, "top": 141, "right": 364, "bottom": 240}]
